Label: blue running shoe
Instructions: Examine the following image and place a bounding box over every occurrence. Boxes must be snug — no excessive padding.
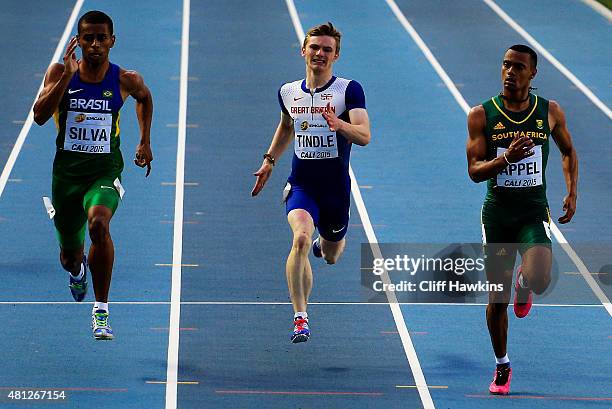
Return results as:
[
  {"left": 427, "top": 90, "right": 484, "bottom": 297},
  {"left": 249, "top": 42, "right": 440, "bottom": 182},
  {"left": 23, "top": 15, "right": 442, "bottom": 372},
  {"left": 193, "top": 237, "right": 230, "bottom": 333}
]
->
[
  {"left": 291, "top": 317, "right": 310, "bottom": 343},
  {"left": 312, "top": 237, "right": 322, "bottom": 258},
  {"left": 92, "top": 309, "right": 114, "bottom": 340},
  {"left": 69, "top": 256, "right": 88, "bottom": 302}
]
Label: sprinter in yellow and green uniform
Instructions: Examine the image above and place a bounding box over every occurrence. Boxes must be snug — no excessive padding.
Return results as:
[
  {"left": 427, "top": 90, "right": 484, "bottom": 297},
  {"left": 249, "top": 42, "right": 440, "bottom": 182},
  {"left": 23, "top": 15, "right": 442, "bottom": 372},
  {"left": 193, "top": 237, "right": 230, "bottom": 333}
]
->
[
  {"left": 466, "top": 45, "right": 578, "bottom": 395},
  {"left": 33, "top": 10, "right": 154, "bottom": 340}
]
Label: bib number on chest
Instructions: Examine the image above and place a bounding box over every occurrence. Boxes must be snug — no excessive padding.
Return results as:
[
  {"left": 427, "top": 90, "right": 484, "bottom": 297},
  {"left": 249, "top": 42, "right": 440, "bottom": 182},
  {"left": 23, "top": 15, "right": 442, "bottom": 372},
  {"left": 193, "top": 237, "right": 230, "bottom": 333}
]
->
[
  {"left": 497, "top": 145, "right": 543, "bottom": 188},
  {"left": 294, "top": 119, "right": 338, "bottom": 160},
  {"left": 64, "top": 111, "right": 112, "bottom": 154}
]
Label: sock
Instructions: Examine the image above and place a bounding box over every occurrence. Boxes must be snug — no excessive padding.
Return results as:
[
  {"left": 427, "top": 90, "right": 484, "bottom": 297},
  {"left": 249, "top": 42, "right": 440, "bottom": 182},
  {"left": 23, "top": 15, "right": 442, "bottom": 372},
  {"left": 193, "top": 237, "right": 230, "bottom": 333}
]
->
[
  {"left": 294, "top": 311, "right": 308, "bottom": 320},
  {"left": 70, "top": 262, "right": 85, "bottom": 280},
  {"left": 518, "top": 273, "right": 528, "bottom": 289},
  {"left": 93, "top": 302, "right": 109, "bottom": 313},
  {"left": 495, "top": 354, "right": 510, "bottom": 366}
]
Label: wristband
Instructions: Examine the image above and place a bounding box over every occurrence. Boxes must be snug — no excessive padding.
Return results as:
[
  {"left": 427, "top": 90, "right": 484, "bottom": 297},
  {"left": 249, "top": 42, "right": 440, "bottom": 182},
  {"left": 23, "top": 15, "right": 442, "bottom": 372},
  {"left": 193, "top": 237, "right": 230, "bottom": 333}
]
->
[
  {"left": 263, "top": 153, "right": 275, "bottom": 166},
  {"left": 503, "top": 152, "right": 512, "bottom": 166}
]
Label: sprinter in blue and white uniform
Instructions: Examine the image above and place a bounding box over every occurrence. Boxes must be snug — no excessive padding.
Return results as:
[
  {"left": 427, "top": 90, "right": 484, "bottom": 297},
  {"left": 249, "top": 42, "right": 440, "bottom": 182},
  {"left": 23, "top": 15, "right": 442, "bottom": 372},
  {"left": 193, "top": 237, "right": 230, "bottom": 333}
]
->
[{"left": 252, "top": 22, "right": 371, "bottom": 343}]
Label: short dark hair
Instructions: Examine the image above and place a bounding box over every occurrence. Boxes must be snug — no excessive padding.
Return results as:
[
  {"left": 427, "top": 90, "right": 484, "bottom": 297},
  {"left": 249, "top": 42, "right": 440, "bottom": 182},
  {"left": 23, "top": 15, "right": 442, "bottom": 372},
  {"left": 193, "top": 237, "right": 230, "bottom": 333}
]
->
[
  {"left": 508, "top": 44, "right": 537, "bottom": 68},
  {"left": 303, "top": 22, "right": 342, "bottom": 54},
  {"left": 78, "top": 10, "right": 113, "bottom": 35}
]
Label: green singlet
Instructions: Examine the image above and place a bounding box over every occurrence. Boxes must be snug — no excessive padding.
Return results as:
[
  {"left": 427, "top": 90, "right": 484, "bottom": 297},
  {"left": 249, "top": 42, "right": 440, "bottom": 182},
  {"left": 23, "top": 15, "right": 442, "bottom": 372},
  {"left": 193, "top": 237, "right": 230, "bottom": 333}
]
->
[{"left": 480, "top": 93, "right": 552, "bottom": 253}]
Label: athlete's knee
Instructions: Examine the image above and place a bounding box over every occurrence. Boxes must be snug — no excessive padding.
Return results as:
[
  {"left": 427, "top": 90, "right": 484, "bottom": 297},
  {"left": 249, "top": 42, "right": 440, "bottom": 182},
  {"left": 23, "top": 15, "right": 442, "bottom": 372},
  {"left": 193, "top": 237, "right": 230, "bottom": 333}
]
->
[
  {"left": 487, "top": 302, "right": 508, "bottom": 316},
  {"left": 88, "top": 216, "right": 110, "bottom": 244},
  {"left": 60, "top": 251, "right": 81, "bottom": 273},
  {"left": 530, "top": 271, "right": 551, "bottom": 295},
  {"left": 292, "top": 231, "right": 312, "bottom": 254}
]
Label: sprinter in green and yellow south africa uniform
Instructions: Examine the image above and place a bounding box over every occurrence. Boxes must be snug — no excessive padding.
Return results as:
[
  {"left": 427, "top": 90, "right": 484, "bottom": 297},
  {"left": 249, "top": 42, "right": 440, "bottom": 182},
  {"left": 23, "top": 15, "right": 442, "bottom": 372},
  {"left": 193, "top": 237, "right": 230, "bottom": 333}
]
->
[
  {"left": 33, "top": 11, "right": 153, "bottom": 340},
  {"left": 467, "top": 45, "right": 578, "bottom": 395}
]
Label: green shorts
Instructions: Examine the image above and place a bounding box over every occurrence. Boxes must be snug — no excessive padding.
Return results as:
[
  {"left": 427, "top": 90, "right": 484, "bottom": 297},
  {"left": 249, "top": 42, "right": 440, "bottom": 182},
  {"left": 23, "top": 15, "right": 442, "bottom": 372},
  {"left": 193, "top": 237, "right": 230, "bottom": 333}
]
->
[
  {"left": 52, "top": 174, "right": 121, "bottom": 250},
  {"left": 481, "top": 201, "right": 551, "bottom": 274}
]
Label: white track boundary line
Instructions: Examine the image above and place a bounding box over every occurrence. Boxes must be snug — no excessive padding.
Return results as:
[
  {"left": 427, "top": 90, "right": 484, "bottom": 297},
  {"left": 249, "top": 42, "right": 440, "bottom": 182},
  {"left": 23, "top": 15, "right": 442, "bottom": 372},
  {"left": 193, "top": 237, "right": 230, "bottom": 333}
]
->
[
  {"left": 165, "top": 0, "right": 190, "bottom": 408},
  {"left": 0, "top": 301, "right": 604, "bottom": 307},
  {"left": 483, "top": 0, "right": 612, "bottom": 120},
  {"left": 0, "top": 0, "right": 85, "bottom": 199},
  {"left": 581, "top": 0, "right": 612, "bottom": 22},
  {"left": 285, "top": 1, "right": 435, "bottom": 407},
  {"left": 385, "top": 0, "right": 612, "bottom": 318}
]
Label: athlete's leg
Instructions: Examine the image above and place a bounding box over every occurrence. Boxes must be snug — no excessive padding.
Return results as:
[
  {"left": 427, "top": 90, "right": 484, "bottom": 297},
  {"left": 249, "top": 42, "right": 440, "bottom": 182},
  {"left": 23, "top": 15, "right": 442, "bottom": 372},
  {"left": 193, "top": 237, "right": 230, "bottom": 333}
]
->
[
  {"left": 485, "top": 250, "right": 514, "bottom": 359},
  {"left": 319, "top": 237, "right": 345, "bottom": 265},
  {"left": 317, "top": 190, "right": 350, "bottom": 265},
  {"left": 60, "top": 246, "right": 85, "bottom": 275},
  {"left": 520, "top": 246, "right": 552, "bottom": 295},
  {"left": 87, "top": 205, "right": 114, "bottom": 303},
  {"left": 287, "top": 209, "right": 315, "bottom": 313}
]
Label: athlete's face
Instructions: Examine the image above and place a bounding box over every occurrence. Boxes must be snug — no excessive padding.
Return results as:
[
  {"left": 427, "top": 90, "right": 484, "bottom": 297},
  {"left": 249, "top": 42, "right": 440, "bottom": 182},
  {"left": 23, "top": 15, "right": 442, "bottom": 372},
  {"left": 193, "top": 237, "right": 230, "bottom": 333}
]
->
[
  {"left": 77, "top": 23, "right": 115, "bottom": 65},
  {"left": 501, "top": 50, "right": 536, "bottom": 92},
  {"left": 302, "top": 35, "right": 339, "bottom": 73}
]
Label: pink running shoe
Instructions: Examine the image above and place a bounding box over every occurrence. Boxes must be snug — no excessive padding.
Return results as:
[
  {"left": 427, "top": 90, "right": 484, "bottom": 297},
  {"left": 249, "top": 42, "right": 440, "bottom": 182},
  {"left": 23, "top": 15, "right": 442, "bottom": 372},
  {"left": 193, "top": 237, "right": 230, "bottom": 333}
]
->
[
  {"left": 489, "top": 364, "right": 512, "bottom": 395},
  {"left": 513, "top": 267, "right": 533, "bottom": 318}
]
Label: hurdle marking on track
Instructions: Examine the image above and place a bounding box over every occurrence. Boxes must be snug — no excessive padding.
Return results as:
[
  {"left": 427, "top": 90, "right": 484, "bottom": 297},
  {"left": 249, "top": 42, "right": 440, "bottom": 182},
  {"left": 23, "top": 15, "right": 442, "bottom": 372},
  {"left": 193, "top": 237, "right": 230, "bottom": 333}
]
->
[
  {"left": 151, "top": 327, "right": 198, "bottom": 331},
  {"left": 148, "top": 381, "right": 199, "bottom": 385},
  {"left": 166, "top": 123, "right": 199, "bottom": 128},
  {"left": 160, "top": 220, "right": 200, "bottom": 224},
  {"left": 396, "top": 385, "right": 447, "bottom": 389},
  {"left": 216, "top": 389, "right": 383, "bottom": 396},
  {"left": 466, "top": 394, "right": 612, "bottom": 401},
  {"left": 156, "top": 263, "right": 199, "bottom": 267},
  {"left": 12, "top": 120, "right": 25, "bottom": 125},
  {"left": 0, "top": 387, "right": 128, "bottom": 392},
  {"left": 161, "top": 182, "right": 199, "bottom": 186}
]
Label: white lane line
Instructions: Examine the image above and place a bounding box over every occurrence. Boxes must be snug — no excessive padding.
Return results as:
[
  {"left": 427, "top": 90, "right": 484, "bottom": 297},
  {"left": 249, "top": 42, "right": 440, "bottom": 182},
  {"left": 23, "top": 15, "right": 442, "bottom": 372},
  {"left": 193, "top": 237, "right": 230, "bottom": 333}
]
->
[
  {"left": 385, "top": 0, "right": 611, "bottom": 319},
  {"left": 0, "top": 0, "right": 85, "bottom": 200},
  {"left": 483, "top": 0, "right": 612, "bottom": 120},
  {"left": 581, "top": 0, "right": 612, "bottom": 23},
  {"left": 165, "top": 0, "right": 190, "bottom": 407},
  {"left": 0, "top": 301, "right": 604, "bottom": 307},
  {"left": 285, "top": 1, "right": 435, "bottom": 408}
]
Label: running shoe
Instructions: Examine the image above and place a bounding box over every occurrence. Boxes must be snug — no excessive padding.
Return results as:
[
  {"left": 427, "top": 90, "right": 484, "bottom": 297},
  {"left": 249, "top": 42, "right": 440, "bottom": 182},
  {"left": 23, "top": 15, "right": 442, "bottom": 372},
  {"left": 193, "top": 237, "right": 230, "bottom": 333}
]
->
[
  {"left": 513, "top": 266, "right": 533, "bottom": 318},
  {"left": 489, "top": 364, "right": 512, "bottom": 395},
  {"left": 291, "top": 316, "right": 310, "bottom": 343},
  {"left": 92, "top": 309, "right": 114, "bottom": 340},
  {"left": 312, "top": 236, "right": 322, "bottom": 258},
  {"left": 69, "top": 256, "right": 88, "bottom": 302}
]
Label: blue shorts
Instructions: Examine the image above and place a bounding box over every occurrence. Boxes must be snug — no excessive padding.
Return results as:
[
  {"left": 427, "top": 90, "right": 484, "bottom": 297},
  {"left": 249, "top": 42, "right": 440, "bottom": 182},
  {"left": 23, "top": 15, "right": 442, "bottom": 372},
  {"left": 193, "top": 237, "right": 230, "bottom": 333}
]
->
[{"left": 285, "top": 183, "right": 350, "bottom": 242}]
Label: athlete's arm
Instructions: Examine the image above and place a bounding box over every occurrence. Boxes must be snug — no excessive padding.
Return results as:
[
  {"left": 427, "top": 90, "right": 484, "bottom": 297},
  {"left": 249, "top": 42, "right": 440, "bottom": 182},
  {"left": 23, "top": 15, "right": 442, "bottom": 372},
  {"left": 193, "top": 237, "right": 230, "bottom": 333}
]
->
[
  {"left": 322, "top": 103, "right": 371, "bottom": 146},
  {"left": 33, "top": 36, "right": 79, "bottom": 126},
  {"left": 549, "top": 100, "right": 578, "bottom": 224},
  {"left": 466, "top": 105, "right": 534, "bottom": 182},
  {"left": 251, "top": 112, "right": 294, "bottom": 197},
  {"left": 120, "top": 69, "right": 153, "bottom": 177}
]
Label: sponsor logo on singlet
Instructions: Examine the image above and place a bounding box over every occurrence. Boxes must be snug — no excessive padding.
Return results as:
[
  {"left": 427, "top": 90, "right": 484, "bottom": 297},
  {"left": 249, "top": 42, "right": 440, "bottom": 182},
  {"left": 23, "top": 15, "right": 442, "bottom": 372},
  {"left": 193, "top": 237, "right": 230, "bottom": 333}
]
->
[{"left": 64, "top": 111, "right": 112, "bottom": 154}]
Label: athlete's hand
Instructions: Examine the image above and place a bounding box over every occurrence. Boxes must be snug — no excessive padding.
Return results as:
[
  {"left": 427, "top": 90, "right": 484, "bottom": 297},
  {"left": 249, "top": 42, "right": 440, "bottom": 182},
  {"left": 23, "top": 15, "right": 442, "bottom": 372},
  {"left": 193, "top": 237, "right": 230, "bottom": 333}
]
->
[
  {"left": 251, "top": 162, "right": 272, "bottom": 196},
  {"left": 63, "top": 36, "right": 79, "bottom": 76},
  {"left": 558, "top": 194, "right": 576, "bottom": 224},
  {"left": 322, "top": 102, "right": 344, "bottom": 132},
  {"left": 505, "top": 134, "right": 535, "bottom": 163},
  {"left": 134, "top": 143, "right": 153, "bottom": 177}
]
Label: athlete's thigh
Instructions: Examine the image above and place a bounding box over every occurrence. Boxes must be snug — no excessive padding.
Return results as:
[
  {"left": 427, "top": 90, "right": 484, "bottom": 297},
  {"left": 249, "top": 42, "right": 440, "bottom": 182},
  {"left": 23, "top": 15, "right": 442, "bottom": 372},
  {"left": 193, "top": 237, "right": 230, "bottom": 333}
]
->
[
  {"left": 285, "top": 183, "right": 320, "bottom": 227},
  {"left": 317, "top": 189, "right": 350, "bottom": 242},
  {"left": 83, "top": 176, "right": 121, "bottom": 216},
  {"left": 52, "top": 175, "right": 88, "bottom": 250},
  {"left": 481, "top": 203, "right": 518, "bottom": 303}
]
